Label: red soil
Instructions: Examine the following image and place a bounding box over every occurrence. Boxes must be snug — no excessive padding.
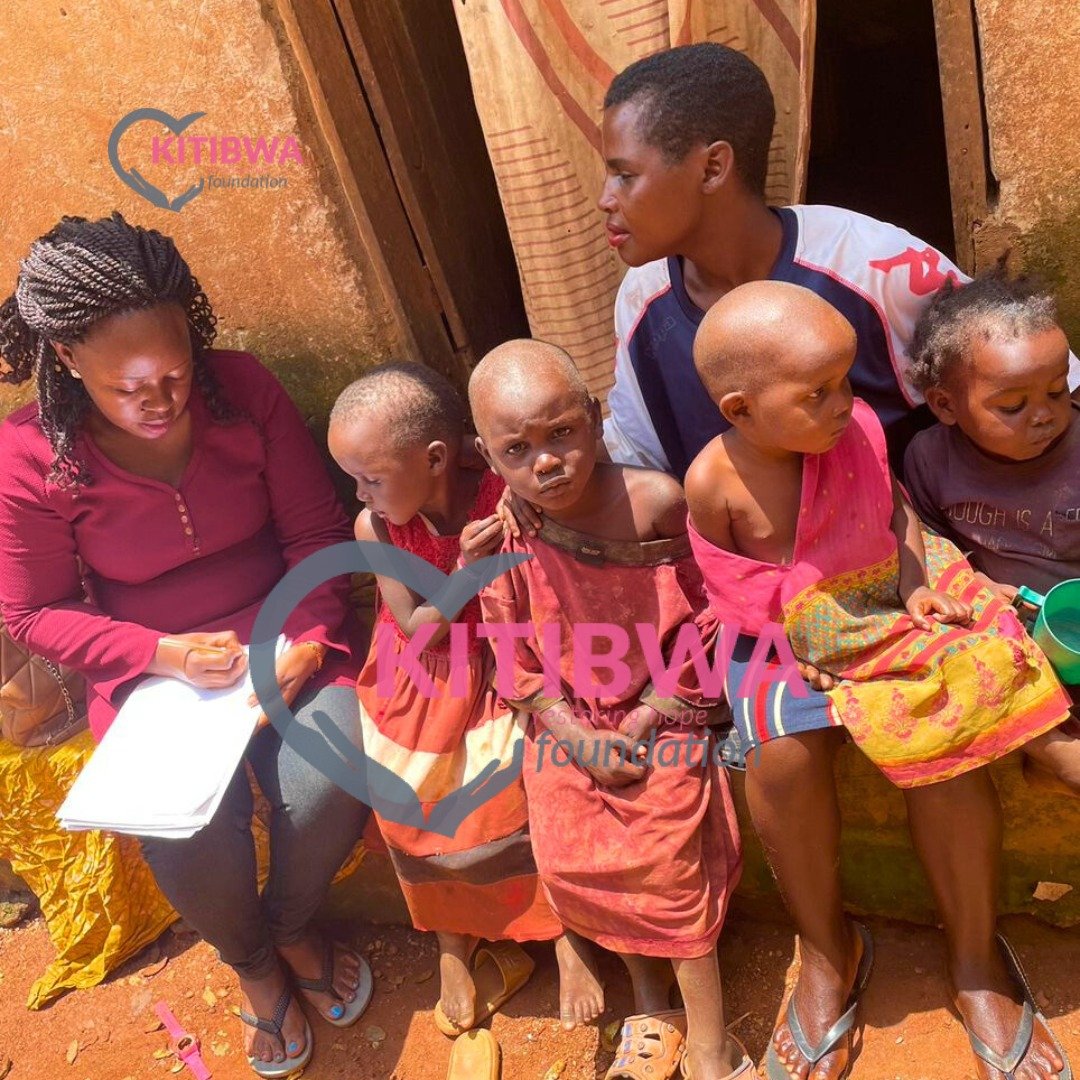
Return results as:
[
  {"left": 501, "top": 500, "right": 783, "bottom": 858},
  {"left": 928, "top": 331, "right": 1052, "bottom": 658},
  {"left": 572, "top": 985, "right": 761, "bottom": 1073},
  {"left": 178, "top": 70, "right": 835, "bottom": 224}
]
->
[{"left": 1, "top": 913, "right": 1078, "bottom": 1079}]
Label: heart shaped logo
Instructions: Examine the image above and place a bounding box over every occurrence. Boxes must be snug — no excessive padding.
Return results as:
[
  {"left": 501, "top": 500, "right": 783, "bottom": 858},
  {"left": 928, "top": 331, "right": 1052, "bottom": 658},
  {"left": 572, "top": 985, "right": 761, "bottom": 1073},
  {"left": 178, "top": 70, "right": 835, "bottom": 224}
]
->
[
  {"left": 250, "top": 541, "right": 534, "bottom": 838},
  {"left": 108, "top": 108, "right": 206, "bottom": 213}
]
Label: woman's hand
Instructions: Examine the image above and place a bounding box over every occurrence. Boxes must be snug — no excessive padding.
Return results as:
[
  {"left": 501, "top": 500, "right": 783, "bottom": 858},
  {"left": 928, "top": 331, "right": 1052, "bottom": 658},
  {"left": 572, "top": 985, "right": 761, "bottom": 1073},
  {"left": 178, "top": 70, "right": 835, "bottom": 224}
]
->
[
  {"left": 151, "top": 631, "right": 246, "bottom": 688},
  {"left": 496, "top": 487, "right": 543, "bottom": 539},
  {"left": 247, "top": 642, "right": 324, "bottom": 729},
  {"left": 459, "top": 514, "right": 505, "bottom": 565},
  {"left": 903, "top": 585, "right": 972, "bottom": 632}
]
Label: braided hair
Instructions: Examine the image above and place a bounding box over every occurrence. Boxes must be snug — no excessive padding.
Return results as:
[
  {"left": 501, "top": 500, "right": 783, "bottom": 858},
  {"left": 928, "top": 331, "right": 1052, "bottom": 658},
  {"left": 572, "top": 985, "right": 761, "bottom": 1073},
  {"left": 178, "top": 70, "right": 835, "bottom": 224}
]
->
[{"left": 0, "top": 212, "right": 232, "bottom": 486}]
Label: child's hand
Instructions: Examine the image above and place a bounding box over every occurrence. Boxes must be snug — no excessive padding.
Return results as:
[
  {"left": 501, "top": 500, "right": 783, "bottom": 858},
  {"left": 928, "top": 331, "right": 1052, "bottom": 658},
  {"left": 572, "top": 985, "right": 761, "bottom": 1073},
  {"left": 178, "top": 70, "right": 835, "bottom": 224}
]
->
[
  {"left": 797, "top": 659, "right": 836, "bottom": 691},
  {"left": 496, "top": 486, "right": 543, "bottom": 539},
  {"left": 972, "top": 572, "right": 1019, "bottom": 604},
  {"left": 904, "top": 586, "right": 972, "bottom": 631},
  {"left": 618, "top": 703, "right": 663, "bottom": 743},
  {"left": 459, "top": 514, "right": 504, "bottom": 565},
  {"left": 583, "top": 730, "right": 648, "bottom": 788}
]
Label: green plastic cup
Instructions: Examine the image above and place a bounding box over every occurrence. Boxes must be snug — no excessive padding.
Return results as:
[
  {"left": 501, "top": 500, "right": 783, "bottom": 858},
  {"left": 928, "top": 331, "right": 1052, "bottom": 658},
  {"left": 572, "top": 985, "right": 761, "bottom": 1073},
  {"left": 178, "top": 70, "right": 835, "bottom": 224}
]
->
[{"left": 1016, "top": 580, "right": 1080, "bottom": 684}]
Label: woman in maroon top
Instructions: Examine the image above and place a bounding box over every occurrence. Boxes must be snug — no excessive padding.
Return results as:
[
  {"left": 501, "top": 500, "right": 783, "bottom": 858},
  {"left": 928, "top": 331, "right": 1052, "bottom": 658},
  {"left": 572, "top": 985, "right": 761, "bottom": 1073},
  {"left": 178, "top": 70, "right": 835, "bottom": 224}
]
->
[{"left": 0, "top": 214, "right": 372, "bottom": 1077}]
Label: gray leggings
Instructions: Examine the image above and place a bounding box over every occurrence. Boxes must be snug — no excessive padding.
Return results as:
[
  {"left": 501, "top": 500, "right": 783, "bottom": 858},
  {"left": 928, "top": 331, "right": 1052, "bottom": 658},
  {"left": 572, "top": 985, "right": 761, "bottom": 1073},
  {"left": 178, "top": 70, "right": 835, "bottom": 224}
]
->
[{"left": 138, "top": 684, "right": 370, "bottom": 980}]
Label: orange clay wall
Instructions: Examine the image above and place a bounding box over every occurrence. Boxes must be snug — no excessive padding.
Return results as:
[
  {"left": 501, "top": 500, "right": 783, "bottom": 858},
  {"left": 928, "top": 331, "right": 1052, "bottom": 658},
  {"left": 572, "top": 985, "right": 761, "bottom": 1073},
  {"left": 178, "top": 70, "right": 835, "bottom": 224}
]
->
[
  {"left": 972, "top": 0, "right": 1080, "bottom": 347},
  {"left": 0, "top": 0, "right": 401, "bottom": 426}
]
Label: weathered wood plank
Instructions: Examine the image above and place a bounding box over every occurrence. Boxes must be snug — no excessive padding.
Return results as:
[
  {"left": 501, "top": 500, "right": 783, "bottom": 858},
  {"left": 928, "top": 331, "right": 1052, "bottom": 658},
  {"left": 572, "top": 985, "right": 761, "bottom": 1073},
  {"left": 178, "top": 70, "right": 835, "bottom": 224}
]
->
[
  {"left": 274, "top": 0, "right": 459, "bottom": 379},
  {"left": 932, "top": 0, "right": 991, "bottom": 272},
  {"left": 334, "top": 0, "right": 529, "bottom": 368}
]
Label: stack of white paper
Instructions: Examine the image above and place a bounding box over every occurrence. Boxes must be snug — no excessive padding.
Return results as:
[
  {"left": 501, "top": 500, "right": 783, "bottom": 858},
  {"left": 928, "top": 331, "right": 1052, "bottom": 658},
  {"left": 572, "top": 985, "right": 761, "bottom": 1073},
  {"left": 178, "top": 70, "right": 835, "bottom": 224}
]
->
[{"left": 59, "top": 639, "right": 287, "bottom": 839}]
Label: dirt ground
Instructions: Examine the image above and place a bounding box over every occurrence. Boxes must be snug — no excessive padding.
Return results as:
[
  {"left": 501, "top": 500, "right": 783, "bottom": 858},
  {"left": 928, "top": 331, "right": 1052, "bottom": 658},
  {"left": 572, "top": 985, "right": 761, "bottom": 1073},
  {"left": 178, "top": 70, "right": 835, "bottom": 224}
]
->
[{"left": 1, "top": 912, "right": 1078, "bottom": 1080}]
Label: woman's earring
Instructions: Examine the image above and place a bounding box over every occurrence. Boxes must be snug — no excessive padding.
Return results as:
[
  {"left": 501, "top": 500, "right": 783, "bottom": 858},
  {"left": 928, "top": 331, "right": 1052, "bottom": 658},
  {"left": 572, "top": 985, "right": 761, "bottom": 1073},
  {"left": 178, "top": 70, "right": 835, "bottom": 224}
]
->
[{"left": 70, "top": 369, "right": 82, "bottom": 380}]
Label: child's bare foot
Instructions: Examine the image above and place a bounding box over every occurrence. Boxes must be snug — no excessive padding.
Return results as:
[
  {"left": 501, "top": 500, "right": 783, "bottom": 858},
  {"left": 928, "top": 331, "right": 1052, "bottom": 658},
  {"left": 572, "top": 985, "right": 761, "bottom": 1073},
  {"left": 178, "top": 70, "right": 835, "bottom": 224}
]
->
[
  {"left": 437, "top": 932, "right": 479, "bottom": 1030},
  {"left": 771, "top": 923, "right": 865, "bottom": 1080},
  {"left": 277, "top": 935, "right": 364, "bottom": 1022},
  {"left": 238, "top": 967, "right": 309, "bottom": 1068},
  {"left": 954, "top": 951, "right": 1066, "bottom": 1080},
  {"left": 555, "top": 930, "right": 605, "bottom": 1029}
]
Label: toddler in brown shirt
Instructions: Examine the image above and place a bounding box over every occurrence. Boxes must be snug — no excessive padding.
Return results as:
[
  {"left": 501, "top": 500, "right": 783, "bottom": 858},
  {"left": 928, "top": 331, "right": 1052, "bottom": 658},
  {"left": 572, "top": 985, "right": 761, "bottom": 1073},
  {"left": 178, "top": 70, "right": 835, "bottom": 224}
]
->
[{"left": 904, "top": 270, "right": 1080, "bottom": 794}]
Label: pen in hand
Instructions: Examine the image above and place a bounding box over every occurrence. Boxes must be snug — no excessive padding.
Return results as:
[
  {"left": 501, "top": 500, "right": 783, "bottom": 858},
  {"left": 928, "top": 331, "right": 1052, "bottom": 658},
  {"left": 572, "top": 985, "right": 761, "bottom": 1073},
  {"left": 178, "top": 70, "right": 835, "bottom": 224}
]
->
[
  {"left": 157, "top": 636, "right": 236, "bottom": 657},
  {"left": 152, "top": 632, "right": 247, "bottom": 688}
]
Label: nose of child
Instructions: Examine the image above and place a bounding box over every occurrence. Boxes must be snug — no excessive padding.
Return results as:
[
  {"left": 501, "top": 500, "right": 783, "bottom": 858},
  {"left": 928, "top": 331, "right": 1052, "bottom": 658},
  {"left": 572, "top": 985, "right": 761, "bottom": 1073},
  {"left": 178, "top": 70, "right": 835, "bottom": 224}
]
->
[
  {"left": 534, "top": 451, "right": 561, "bottom": 476},
  {"left": 1030, "top": 404, "right": 1054, "bottom": 427}
]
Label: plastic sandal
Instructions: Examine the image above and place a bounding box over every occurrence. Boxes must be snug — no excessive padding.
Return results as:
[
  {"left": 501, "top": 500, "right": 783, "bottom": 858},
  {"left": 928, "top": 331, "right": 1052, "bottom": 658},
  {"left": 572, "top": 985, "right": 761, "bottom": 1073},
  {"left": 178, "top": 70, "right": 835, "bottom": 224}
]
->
[
  {"left": 681, "top": 1035, "right": 755, "bottom": 1079},
  {"left": 290, "top": 938, "right": 373, "bottom": 1028},
  {"left": 447, "top": 1029, "right": 501, "bottom": 1080},
  {"left": 765, "top": 921, "right": 875, "bottom": 1080},
  {"left": 963, "top": 934, "right": 1073, "bottom": 1079},
  {"left": 434, "top": 940, "right": 535, "bottom": 1037},
  {"left": 238, "top": 984, "right": 313, "bottom": 1079},
  {"left": 605, "top": 1008, "right": 687, "bottom": 1080}
]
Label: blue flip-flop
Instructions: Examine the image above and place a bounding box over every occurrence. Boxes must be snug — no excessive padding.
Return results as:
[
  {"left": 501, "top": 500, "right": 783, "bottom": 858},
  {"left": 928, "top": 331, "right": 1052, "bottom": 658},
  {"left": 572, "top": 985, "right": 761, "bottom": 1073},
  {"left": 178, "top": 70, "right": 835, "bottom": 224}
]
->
[
  {"left": 765, "top": 921, "right": 875, "bottom": 1080},
  {"left": 962, "top": 935, "right": 1073, "bottom": 1079},
  {"left": 291, "top": 939, "right": 373, "bottom": 1027}
]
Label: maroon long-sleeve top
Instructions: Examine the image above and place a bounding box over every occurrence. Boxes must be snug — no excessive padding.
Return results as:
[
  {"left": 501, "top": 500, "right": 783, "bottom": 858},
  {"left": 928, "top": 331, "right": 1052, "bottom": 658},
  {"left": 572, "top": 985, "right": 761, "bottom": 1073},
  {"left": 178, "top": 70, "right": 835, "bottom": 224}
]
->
[{"left": 0, "top": 350, "right": 358, "bottom": 739}]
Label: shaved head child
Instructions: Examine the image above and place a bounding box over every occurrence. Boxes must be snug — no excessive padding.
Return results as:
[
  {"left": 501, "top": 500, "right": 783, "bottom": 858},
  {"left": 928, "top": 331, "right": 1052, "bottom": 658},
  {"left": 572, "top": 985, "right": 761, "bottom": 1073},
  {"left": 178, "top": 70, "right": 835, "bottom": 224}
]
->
[{"left": 470, "top": 339, "right": 750, "bottom": 1080}]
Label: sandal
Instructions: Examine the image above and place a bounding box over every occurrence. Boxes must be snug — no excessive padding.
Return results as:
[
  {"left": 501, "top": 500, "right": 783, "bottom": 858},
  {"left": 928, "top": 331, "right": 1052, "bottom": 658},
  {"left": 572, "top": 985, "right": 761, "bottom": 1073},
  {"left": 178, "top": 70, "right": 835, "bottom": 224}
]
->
[
  {"left": 290, "top": 938, "right": 373, "bottom": 1028},
  {"left": 238, "top": 985, "right": 313, "bottom": 1079},
  {"left": 681, "top": 1035, "right": 755, "bottom": 1079},
  {"left": 963, "top": 934, "right": 1073, "bottom": 1079},
  {"left": 605, "top": 1008, "right": 687, "bottom": 1080},
  {"left": 765, "top": 921, "right": 875, "bottom": 1080},
  {"left": 447, "top": 1029, "right": 501, "bottom": 1080},
  {"left": 434, "top": 940, "right": 535, "bottom": 1037}
]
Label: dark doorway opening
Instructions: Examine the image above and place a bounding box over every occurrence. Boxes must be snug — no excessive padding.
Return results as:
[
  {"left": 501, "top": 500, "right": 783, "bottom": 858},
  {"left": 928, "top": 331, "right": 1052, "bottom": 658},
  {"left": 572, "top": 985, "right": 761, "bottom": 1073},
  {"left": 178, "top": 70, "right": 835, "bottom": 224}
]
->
[{"left": 806, "top": 0, "right": 956, "bottom": 258}]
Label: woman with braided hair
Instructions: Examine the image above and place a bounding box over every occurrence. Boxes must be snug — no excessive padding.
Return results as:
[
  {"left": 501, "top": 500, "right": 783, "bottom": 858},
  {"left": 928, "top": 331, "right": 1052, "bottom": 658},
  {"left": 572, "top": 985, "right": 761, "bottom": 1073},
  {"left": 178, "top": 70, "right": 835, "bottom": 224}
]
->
[{"left": 0, "top": 213, "right": 373, "bottom": 1078}]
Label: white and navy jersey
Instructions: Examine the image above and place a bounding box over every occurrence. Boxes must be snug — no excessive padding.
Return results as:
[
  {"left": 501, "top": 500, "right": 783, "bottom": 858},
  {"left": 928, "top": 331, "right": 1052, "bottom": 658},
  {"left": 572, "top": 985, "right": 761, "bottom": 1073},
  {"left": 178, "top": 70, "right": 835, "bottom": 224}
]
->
[{"left": 603, "top": 204, "right": 1080, "bottom": 480}]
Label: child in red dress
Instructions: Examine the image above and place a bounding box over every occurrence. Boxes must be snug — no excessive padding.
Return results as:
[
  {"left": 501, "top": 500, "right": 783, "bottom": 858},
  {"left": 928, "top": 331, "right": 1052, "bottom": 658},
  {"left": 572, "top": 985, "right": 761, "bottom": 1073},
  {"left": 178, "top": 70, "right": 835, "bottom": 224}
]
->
[{"left": 470, "top": 340, "right": 747, "bottom": 1080}]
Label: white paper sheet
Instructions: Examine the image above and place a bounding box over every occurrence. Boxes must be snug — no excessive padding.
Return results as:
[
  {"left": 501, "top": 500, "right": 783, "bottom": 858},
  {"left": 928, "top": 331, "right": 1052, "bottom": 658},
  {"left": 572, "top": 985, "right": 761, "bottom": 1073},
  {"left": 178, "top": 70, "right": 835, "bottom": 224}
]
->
[{"left": 58, "top": 637, "right": 288, "bottom": 838}]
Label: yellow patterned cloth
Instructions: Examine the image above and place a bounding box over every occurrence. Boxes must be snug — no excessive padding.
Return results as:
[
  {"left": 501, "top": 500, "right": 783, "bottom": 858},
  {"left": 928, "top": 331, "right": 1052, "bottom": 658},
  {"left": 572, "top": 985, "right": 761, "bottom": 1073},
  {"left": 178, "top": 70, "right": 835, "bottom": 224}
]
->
[
  {"left": 785, "top": 534, "right": 1071, "bottom": 788},
  {"left": 0, "top": 730, "right": 175, "bottom": 1008},
  {"left": 0, "top": 734, "right": 367, "bottom": 1009}
]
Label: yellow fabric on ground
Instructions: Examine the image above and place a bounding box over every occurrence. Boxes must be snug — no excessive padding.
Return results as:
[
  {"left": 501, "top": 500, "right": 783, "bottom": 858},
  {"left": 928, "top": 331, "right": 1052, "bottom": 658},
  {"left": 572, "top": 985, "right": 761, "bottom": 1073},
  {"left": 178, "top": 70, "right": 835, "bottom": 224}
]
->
[
  {"left": 0, "top": 730, "right": 175, "bottom": 1009},
  {"left": 0, "top": 736, "right": 367, "bottom": 1010}
]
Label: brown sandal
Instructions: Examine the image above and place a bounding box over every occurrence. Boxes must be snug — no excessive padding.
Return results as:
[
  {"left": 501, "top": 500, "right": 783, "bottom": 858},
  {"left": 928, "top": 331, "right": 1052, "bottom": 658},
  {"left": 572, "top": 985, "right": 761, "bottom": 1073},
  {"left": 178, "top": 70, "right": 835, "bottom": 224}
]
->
[
  {"left": 434, "top": 940, "right": 534, "bottom": 1037},
  {"left": 606, "top": 1008, "right": 687, "bottom": 1080},
  {"left": 680, "top": 1035, "right": 755, "bottom": 1078}
]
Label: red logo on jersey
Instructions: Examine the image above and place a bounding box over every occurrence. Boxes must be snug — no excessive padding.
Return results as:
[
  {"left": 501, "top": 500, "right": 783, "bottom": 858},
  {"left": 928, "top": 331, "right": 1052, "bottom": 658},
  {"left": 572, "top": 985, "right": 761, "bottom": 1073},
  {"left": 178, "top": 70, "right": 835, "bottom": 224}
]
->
[{"left": 868, "top": 247, "right": 960, "bottom": 295}]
